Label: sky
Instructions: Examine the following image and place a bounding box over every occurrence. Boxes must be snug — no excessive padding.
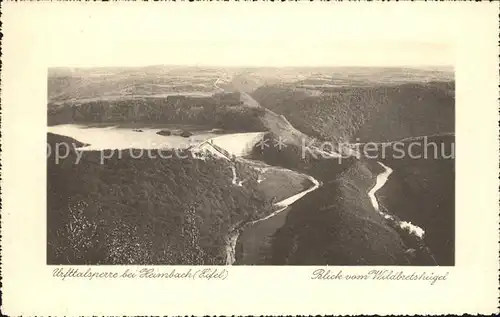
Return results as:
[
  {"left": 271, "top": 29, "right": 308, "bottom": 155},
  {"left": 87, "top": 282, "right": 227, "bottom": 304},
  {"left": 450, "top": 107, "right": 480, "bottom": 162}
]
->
[{"left": 7, "top": 2, "right": 466, "bottom": 68}]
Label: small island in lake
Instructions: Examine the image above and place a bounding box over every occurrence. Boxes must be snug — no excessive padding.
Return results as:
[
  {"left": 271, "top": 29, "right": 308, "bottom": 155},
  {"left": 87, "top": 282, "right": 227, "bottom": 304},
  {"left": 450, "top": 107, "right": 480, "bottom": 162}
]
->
[{"left": 156, "top": 130, "right": 172, "bottom": 136}]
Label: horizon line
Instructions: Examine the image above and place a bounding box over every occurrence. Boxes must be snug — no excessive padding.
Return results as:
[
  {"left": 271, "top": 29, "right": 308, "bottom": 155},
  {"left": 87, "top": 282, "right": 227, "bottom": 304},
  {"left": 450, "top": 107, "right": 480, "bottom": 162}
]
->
[{"left": 48, "top": 64, "right": 455, "bottom": 71}]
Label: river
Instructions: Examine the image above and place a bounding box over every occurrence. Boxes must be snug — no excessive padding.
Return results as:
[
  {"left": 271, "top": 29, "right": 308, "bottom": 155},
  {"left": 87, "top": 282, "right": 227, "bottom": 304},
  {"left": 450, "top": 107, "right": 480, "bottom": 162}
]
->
[
  {"left": 231, "top": 173, "right": 320, "bottom": 265},
  {"left": 368, "top": 161, "right": 426, "bottom": 240},
  {"left": 368, "top": 162, "right": 393, "bottom": 212}
]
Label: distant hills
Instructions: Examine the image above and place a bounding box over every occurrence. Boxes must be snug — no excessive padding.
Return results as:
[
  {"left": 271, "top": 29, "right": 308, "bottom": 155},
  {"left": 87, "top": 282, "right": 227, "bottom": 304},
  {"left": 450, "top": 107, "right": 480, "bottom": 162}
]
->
[
  {"left": 48, "top": 66, "right": 454, "bottom": 146},
  {"left": 252, "top": 81, "right": 454, "bottom": 144}
]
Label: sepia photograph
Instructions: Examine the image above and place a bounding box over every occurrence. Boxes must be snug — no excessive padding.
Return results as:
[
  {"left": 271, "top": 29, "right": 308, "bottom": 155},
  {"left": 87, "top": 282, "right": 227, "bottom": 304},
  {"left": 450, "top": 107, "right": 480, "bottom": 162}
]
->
[{"left": 47, "top": 63, "right": 455, "bottom": 266}]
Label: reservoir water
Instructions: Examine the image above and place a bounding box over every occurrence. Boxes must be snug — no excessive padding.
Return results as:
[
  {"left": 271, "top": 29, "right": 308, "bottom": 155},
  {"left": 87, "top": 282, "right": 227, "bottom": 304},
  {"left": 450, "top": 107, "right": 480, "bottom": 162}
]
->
[{"left": 48, "top": 123, "right": 226, "bottom": 151}]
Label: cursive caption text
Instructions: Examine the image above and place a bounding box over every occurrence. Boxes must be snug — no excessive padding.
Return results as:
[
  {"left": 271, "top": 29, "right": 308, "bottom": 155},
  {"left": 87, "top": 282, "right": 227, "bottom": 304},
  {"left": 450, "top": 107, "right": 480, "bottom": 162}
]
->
[
  {"left": 311, "top": 269, "right": 449, "bottom": 285},
  {"left": 53, "top": 267, "right": 228, "bottom": 281}
]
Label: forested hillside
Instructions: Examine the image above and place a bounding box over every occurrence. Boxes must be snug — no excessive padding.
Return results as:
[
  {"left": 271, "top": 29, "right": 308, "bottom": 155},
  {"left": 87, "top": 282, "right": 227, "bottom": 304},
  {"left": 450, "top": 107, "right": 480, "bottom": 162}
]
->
[
  {"left": 251, "top": 81, "right": 454, "bottom": 143},
  {"left": 249, "top": 132, "right": 455, "bottom": 265},
  {"left": 47, "top": 133, "right": 275, "bottom": 265},
  {"left": 269, "top": 160, "right": 414, "bottom": 265},
  {"left": 249, "top": 132, "right": 352, "bottom": 182},
  {"left": 376, "top": 134, "right": 455, "bottom": 265},
  {"left": 48, "top": 93, "right": 268, "bottom": 132}
]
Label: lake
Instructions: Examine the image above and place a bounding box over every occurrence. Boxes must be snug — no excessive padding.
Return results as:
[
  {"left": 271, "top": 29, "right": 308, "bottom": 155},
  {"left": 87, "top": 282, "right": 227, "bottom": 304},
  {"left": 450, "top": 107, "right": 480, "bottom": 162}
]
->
[{"left": 47, "top": 123, "right": 226, "bottom": 151}]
